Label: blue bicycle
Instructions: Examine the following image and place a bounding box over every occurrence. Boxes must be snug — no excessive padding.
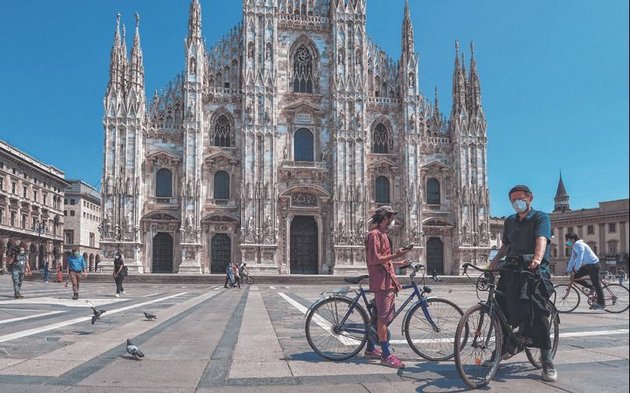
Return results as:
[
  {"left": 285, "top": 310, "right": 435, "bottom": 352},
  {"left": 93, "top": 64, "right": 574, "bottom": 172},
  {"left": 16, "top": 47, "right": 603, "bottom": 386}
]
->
[{"left": 305, "top": 263, "right": 465, "bottom": 361}]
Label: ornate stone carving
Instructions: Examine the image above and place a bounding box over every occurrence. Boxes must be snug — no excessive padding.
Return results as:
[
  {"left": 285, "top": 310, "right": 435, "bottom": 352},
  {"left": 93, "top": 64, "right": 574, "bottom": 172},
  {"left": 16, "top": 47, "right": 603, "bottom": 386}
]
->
[{"left": 292, "top": 192, "right": 317, "bottom": 207}]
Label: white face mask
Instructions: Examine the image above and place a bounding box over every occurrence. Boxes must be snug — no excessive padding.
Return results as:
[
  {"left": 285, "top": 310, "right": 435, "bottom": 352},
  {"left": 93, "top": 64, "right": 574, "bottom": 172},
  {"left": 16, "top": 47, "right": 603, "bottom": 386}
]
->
[
  {"left": 387, "top": 219, "right": 395, "bottom": 230},
  {"left": 511, "top": 199, "right": 529, "bottom": 214}
]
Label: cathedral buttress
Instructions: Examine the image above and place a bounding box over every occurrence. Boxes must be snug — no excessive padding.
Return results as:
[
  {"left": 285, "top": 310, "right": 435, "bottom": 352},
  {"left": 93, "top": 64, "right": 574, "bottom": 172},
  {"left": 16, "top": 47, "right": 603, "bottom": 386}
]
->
[
  {"left": 450, "top": 41, "right": 490, "bottom": 269},
  {"left": 179, "top": 0, "right": 205, "bottom": 273},
  {"left": 240, "top": 0, "right": 279, "bottom": 269},
  {"left": 330, "top": 0, "right": 369, "bottom": 274},
  {"left": 101, "top": 13, "right": 146, "bottom": 272},
  {"left": 398, "top": 0, "right": 423, "bottom": 264}
]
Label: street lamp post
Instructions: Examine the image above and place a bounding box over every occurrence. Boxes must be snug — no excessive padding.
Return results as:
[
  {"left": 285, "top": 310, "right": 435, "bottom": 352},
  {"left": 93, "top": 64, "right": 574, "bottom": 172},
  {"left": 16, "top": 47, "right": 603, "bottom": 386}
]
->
[{"left": 33, "top": 218, "right": 45, "bottom": 270}]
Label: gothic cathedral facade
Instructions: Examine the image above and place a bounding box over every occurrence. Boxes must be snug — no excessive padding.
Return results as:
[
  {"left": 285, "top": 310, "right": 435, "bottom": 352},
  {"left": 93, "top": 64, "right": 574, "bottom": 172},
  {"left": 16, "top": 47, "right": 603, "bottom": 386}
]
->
[{"left": 100, "top": 0, "right": 491, "bottom": 275}]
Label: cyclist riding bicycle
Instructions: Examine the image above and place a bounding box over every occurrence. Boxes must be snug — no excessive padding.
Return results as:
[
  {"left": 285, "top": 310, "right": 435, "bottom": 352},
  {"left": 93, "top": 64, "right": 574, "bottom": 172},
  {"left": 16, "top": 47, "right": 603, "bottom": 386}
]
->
[
  {"left": 564, "top": 232, "right": 605, "bottom": 310},
  {"left": 489, "top": 185, "right": 557, "bottom": 383}
]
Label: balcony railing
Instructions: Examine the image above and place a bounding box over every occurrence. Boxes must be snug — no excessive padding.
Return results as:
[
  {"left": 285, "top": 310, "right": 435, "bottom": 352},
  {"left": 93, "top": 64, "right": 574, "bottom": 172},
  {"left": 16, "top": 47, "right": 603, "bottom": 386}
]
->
[
  {"left": 149, "top": 197, "right": 179, "bottom": 205},
  {"left": 282, "top": 160, "right": 327, "bottom": 169}
]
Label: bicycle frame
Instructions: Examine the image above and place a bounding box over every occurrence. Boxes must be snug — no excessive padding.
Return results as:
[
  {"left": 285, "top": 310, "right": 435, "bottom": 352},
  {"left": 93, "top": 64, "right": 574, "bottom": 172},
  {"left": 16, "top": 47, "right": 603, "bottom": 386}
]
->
[
  {"left": 562, "top": 275, "right": 617, "bottom": 303},
  {"left": 314, "top": 268, "right": 440, "bottom": 338},
  {"left": 465, "top": 265, "right": 536, "bottom": 353}
]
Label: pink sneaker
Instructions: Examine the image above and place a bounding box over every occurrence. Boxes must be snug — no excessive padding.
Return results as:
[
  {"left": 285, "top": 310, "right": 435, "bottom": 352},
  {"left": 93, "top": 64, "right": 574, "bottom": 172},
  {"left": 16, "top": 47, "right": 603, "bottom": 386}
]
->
[
  {"left": 364, "top": 348, "right": 382, "bottom": 359},
  {"left": 381, "top": 354, "right": 405, "bottom": 369}
]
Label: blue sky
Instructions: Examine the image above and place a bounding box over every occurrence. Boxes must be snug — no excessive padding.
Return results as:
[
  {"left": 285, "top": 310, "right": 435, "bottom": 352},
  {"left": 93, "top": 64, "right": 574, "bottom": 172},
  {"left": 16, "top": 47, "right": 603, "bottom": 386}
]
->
[{"left": 0, "top": 0, "right": 628, "bottom": 217}]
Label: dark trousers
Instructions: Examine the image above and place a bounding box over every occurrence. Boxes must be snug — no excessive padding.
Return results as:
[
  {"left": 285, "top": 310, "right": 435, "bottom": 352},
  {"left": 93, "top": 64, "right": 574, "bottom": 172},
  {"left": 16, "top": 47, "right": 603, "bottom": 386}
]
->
[
  {"left": 497, "top": 269, "right": 553, "bottom": 350},
  {"left": 574, "top": 263, "right": 605, "bottom": 306},
  {"left": 115, "top": 274, "right": 125, "bottom": 294}
]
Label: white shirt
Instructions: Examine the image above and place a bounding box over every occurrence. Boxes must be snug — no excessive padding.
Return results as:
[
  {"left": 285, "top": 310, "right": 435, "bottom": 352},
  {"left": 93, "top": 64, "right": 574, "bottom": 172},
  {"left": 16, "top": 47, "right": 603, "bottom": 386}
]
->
[{"left": 566, "top": 239, "right": 599, "bottom": 273}]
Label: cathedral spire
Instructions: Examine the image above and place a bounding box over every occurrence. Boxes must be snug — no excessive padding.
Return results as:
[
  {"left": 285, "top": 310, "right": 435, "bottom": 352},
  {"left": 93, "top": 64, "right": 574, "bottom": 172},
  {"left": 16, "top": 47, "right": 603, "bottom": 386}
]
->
[
  {"left": 129, "top": 12, "right": 144, "bottom": 91},
  {"left": 120, "top": 23, "right": 128, "bottom": 92},
  {"left": 401, "top": 0, "right": 415, "bottom": 57},
  {"left": 187, "top": 0, "right": 202, "bottom": 46},
  {"left": 434, "top": 85, "right": 440, "bottom": 114},
  {"left": 107, "top": 13, "right": 123, "bottom": 94},
  {"left": 468, "top": 41, "right": 483, "bottom": 115},
  {"left": 451, "top": 40, "right": 466, "bottom": 115},
  {"left": 553, "top": 171, "right": 571, "bottom": 212}
]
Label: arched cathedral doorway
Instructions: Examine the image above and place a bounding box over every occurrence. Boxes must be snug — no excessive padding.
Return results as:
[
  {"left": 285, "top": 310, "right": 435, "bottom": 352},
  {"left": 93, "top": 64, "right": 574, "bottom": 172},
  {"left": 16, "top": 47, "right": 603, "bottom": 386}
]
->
[
  {"left": 152, "top": 233, "right": 173, "bottom": 273},
  {"left": 290, "top": 216, "right": 318, "bottom": 274},
  {"left": 426, "top": 237, "right": 444, "bottom": 275},
  {"left": 210, "top": 234, "right": 231, "bottom": 274}
]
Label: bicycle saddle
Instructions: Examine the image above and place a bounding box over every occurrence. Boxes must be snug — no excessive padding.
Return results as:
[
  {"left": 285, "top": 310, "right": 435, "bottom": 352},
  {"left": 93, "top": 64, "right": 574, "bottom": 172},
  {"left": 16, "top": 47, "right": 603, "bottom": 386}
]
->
[{"left": 344, "top": 275, "right": 369, "bottom": 284}]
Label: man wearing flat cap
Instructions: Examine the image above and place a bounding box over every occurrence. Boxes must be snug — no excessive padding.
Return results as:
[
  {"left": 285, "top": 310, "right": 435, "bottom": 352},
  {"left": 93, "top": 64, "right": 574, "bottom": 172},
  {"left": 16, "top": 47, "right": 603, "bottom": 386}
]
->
[
  {"left": 490, "top": 185, "right": 557, "bottom": 382},
  {"left": 364, "top": 205, "right": 410, "bottom": 368}
]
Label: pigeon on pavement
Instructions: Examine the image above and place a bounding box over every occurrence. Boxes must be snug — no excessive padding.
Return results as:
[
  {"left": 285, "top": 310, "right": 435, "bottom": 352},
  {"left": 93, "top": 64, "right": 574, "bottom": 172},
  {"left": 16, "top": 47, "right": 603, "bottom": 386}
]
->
[
  {"left": 143, "top": 311, "right": 157, "bottom": 321},
  {"left": 86, "top": 300, "right": 106, "bottom": 325},
  {"left": 126, "top": 339, "right": 145, "bottom": 360}
]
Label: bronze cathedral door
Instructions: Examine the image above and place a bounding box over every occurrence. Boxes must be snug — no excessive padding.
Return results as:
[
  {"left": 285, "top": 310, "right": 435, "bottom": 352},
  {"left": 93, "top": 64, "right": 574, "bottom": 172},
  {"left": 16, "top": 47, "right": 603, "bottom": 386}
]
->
[
  {"left": 211, "top": 234, "right": 231, "bottom": 274},
  {"left": 152, "top": 233, "right": 174, "bottom": 273},
  {"left": 290, "top": 216, "right": 318, "bottom": 274}
]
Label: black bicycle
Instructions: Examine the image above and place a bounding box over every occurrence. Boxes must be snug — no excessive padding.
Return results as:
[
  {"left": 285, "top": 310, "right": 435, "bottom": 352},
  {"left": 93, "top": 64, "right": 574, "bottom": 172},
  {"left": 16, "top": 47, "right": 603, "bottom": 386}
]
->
[
  {"left": 305, "top": 263, "right": 465, "bottom": 361},
  {"left": 454, "top": 262, "right": 560, "bottom": 389}
]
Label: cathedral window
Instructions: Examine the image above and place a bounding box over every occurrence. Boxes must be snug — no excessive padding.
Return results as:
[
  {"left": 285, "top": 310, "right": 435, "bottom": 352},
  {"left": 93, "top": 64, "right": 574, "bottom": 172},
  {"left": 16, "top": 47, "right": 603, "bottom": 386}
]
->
[
  {"left": 294, "top": 128, "right": 314, "bottom": 161},
  {"left": 375, "top": 176, "right": 390, "bottom": 204},
  {"left": 214, "top": 171, "right": 230, "bottom": 200},
  {"left": 293, "top": 45, "right": 315, "bottom": 93},
  {"left": 372, "top": 123, "right": 391, "bottom": 153},
  {"left": 156, "top": 169, "right": 173, "bottom": 198},
  {"left": 214, "top": 115, "right": 232, "bottom": 147},
  {"left": 427, "top": 178, "right": 440, "bottom": 204}
]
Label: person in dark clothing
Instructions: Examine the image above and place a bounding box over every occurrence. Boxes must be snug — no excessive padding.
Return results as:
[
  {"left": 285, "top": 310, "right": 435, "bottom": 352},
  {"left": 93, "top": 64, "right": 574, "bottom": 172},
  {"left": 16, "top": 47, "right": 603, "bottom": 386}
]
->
[
  {"left": 113, "top": 252, "right": 126, "bottom": 297},
  {"left": 43, "top": 261, "right": 50, "bottom": 283},
  {"left": 490, "top": 185, "right": 557, "bottom": 383}
]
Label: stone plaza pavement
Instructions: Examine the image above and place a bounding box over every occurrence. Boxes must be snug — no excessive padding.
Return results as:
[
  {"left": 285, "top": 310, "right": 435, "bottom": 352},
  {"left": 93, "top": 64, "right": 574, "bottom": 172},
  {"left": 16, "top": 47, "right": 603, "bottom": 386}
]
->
[{"left": 0, "top": 275, "right": 628, "bottom": 392}]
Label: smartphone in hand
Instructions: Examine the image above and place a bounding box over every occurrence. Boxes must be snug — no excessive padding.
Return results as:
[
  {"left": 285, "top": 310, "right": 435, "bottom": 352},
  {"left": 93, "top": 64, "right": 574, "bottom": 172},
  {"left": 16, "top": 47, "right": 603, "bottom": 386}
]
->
[{"left": 403, "top": 243, "right": 414, "bottom": 251}]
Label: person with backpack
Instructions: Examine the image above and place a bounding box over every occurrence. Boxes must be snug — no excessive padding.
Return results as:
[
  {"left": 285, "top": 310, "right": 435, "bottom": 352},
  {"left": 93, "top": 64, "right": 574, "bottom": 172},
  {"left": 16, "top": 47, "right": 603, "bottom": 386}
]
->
[{"left": 113, "top": 251, "right": 127, "bottom": 297}]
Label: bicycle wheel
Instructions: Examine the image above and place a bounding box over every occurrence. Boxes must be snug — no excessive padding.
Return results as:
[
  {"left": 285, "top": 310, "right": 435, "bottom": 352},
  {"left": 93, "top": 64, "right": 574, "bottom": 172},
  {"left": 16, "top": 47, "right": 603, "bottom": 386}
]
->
[
  {"left": 553, "top": 284, "right": 580, "bottom": 313},
  {"left": 526, "top": 300, "right": 560, "bottom": 368},
  {"left": 603, "top": 283, "right": 630, "bottom": 313},
  {"left": 245, "top": 275, "right": 254, "bottom": 285},
  {"left": 305, "top": 296, "right": 368, "bottom": 361},
  {"left": 454, "top": 304, "right": 502, "bottom": 389},
  {"left": 404, "top": 298, "right": 465, "bottom": 361}
]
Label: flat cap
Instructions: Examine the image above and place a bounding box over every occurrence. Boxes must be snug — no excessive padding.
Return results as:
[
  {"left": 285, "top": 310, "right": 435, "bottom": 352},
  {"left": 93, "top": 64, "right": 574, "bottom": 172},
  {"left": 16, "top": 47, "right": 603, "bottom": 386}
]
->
[{"left": 508, "top": 184, "right": 532, "bottom": 197}]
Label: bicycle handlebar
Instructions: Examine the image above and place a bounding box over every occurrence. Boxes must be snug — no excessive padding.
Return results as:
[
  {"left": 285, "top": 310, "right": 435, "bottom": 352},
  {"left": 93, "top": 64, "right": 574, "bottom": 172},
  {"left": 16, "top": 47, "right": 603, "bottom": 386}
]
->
[{"left": 462, "top": 261, "right": 538, "bottom": 277}]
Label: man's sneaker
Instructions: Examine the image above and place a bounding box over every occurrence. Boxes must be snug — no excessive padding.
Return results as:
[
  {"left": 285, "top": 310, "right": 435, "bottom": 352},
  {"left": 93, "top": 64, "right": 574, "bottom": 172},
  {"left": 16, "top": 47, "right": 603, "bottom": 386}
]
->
[
  {"left": 381, "top": 354, "right": 405, "bottom": 369},
  {"left": 72, "top": 294, "right": 79, "bottom": 300},
  {"left": 115, "top": 293, "right": 120, "bottom": 298},
  {"left": 364, "top": 348, "right": 382, "bottom": 359},
  {"left": 541, "top": 361, "right": 558, "bottom": 382},
  {"left": 590, "top": 304, "right": 605, "bottom": 311}
]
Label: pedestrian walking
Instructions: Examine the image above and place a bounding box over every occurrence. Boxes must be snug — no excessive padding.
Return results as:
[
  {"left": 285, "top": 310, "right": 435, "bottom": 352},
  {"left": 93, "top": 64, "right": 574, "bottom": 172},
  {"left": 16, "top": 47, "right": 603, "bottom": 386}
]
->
[
  {"left": 7, "top": 247, "right": 32, "bottom": 299},
  {"left": 365, "top": 205, "right": 410, "bottom": 369},
  {"left": 42, "top": 261, "right": 50, "bottom": 284},
  {"left": 56, "top": 263, "right": 64, "bottom": 282},
  {"left": 67, "top": 249, "right": 87, "bottom": 300},
  {"left": 232, "top": 261, "right": 241, "bottom": 288},
  {"left": 224, "top": 262, "right": 234, "bottom": 288},
  {"left": 113, "top": 252, "right": 127, "bottom": 297}
]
